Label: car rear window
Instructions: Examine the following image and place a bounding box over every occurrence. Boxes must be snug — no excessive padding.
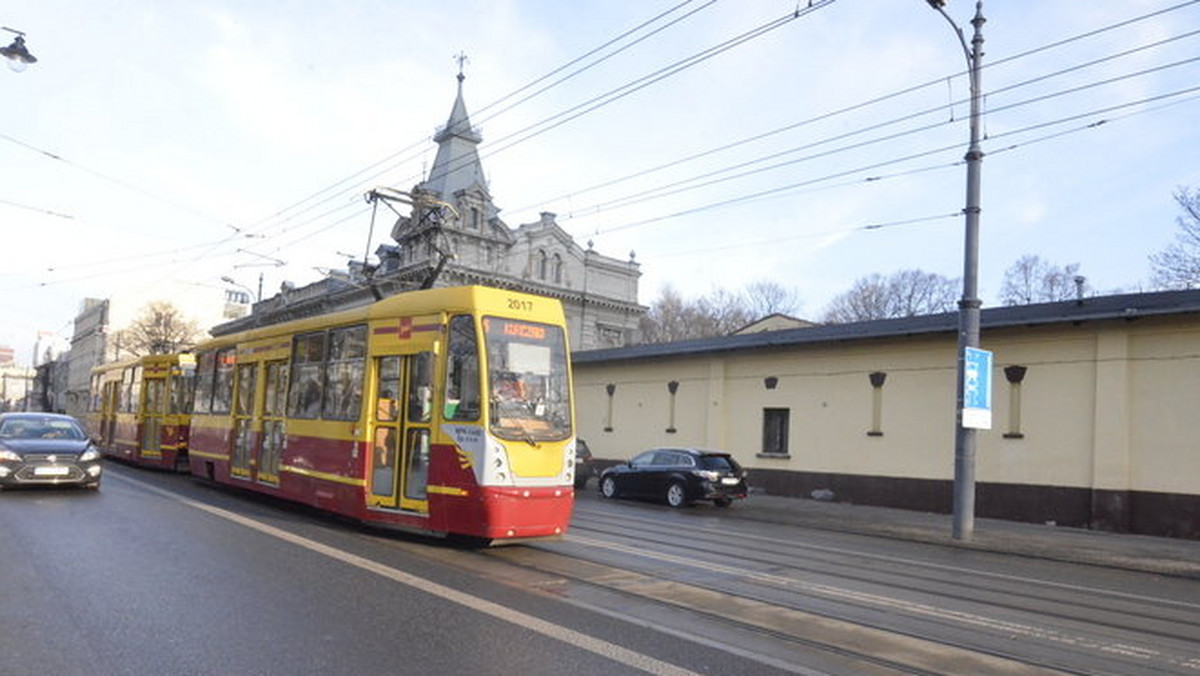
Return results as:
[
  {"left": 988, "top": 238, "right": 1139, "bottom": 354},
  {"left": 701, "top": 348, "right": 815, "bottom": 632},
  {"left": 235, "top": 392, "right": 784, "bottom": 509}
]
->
[{"left": 698, "top": 455, "right": 739, "bottom": 471}]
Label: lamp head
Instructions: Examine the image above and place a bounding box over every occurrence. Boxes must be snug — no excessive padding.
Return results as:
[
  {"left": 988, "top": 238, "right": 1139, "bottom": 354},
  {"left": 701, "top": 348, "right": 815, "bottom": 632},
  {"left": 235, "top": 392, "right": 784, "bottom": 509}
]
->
[
  {"left": 1, "top": 29, "right": 37, "bottom": 72},
  {"left": 926, "top": 0, "right": 947, "bottom": 7}
]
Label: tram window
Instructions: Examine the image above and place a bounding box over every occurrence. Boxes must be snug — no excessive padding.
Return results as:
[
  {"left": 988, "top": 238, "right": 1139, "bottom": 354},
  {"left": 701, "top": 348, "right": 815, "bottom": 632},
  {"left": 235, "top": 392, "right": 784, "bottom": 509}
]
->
[
  {"left": 211, "top": 348, "right": 236, "bottom": 414},
  {"left": 289, "top": 331, "right": 326, "bottom": 419},
  {"left": 444, "top": 315, "right": 480, "bottom": 421},
  {"left": 404, "top": 428, "right": 429, "bottom": 501},
  {"left": 264, "top": 362, "right": 287, "bottom": 417},
  {"left": 235, "top": 364, "right": 256, "bottom": 417},
  {"left": 484, "top": 317, "right": 571, "bottom": 442},
  {"left": 322, "top": 325, "right": 366, "bottom": 421},
  {"left": 170, "top": 370, "right": 195, "bottom": 415},
  {"left": 146, "top": 379, "right": 165, "bottom": 415},
  {"left": 407, "top": 352, "right": 434, "bottom": 423},
  {"left": 194, "top": 351, "right": 216, "bottom": 414},
  {"left": 376, "top": 356, "right": 400, "bottom": 423},
  {"left": 131, "top": 367, "right": 142, "bottom": 413}
]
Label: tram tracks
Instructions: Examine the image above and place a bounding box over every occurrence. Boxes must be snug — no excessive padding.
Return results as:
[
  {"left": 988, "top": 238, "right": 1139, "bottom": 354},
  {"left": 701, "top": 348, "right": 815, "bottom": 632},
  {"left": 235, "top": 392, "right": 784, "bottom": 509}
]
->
[
  {"left": 547, "top": 504, "right": 1200, "bottom": 675},
  {"left": 571, "top": 506, "right": 1200, "bottom": 644}
]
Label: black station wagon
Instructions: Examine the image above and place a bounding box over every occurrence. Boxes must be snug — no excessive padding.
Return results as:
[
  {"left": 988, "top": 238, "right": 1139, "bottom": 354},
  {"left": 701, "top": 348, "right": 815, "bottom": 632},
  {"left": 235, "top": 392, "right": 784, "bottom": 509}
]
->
[{"left": 599, "top": 447, "right": 748, "bottom": 508}]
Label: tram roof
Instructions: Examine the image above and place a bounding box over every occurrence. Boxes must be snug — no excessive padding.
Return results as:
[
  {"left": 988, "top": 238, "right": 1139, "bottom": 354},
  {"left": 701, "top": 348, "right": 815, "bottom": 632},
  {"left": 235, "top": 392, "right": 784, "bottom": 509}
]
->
[{"left": 200, "top": 285, "right": 563, "bottom": 347}]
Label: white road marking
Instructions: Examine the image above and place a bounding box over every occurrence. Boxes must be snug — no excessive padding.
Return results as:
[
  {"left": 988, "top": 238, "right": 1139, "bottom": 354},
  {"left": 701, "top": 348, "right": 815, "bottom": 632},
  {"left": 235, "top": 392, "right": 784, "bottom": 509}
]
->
[{"left": 118, "top": 474, "right": 706, "bottom": 676}]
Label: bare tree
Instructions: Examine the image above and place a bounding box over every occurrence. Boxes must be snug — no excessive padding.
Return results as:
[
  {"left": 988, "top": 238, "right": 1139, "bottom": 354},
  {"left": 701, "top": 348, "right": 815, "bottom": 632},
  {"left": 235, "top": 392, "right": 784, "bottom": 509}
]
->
[
  {"left": 743, "top": 280, "right": 802, "bottom": 318},
  {"left": 1150, "top": 187, "right": 1200, "bottom": 289},
  {"left": 121, "top": 301, "right": 203, "bottom": 356},
  {"left": 822, "top": 270, "right": 958, "bottom": 323},
  {"left": 639, "top": 285, "right": 759, "bottom": 343},
  {"left": 999, "top": 254, "right": 1089, "bottom": 305}
]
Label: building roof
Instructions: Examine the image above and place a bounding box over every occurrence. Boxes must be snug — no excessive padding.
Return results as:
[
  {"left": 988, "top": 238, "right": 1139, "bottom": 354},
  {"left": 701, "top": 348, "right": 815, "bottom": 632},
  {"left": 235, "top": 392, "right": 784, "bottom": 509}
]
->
[{"left": 572, "top": 289, "right": 1200, "bottom": 363}]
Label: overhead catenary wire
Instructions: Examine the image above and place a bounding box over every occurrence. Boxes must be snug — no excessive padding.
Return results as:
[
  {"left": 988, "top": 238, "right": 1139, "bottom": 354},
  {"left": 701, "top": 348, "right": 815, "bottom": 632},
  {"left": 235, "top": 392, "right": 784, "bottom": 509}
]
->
[
  {"left": 561, "top": 52, "right": 1200, "bottom": 226},
  {"left": 6, "top": 1, "right": 1197, "bottom": 291}
]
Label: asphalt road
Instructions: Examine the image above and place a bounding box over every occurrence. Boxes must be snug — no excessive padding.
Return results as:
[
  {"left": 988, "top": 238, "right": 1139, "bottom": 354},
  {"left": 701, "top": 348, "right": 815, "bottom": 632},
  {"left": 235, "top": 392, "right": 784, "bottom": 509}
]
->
[{"left": 3, "top": 463, "right": 1198, "bottom": 675}]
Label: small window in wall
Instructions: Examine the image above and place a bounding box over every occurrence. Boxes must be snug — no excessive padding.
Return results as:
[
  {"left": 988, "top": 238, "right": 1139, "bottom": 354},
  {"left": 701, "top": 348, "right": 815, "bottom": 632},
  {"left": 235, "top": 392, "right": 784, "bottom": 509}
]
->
[
  {"left": 537, "top": 250, "right": 548, "bottom": 280},
  {"left": 553, "top": 254, "right": 563, "bottom": 284},
  {"left": 762, "top": 408, "right": 790, "bottom": 456},
  {"left": 868, "top": 371, "right": 886, "bottom": 437},
  {"left": 1003, "top": 365, "right": 1028, "bottom": 439}
]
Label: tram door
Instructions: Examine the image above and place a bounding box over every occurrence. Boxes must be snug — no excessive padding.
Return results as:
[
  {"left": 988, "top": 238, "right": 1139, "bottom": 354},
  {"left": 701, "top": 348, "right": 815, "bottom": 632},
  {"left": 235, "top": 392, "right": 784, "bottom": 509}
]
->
[
  {"left": 369, "top": 352, "right": 433, "bottom": 511},
  {"left": 256, "top": 360, "right": 287, "bottom": 486},
  {"left": 141, "top": 376, "right": 166, "bottom": 460},
  {"left": 230, "top": 362, "right": 258, "bottom": 480}
]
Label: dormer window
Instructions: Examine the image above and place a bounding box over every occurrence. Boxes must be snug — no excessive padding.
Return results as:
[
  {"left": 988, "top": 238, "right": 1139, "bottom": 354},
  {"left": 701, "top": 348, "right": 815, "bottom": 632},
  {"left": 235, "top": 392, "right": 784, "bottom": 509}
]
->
[{"left": 472, "top": 207, "right": 482, "bottom": 230}]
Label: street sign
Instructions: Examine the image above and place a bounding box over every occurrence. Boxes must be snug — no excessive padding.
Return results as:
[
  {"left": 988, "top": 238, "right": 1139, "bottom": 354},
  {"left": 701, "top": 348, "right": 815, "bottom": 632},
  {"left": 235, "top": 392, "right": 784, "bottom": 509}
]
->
[{"left": 962, "top": 346, "right": 992, "bottom": 429}]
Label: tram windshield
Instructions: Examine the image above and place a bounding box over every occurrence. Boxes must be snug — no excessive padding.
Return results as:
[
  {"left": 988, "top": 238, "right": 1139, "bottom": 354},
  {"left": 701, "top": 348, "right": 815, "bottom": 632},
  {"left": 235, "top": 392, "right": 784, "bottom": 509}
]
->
[{"left": 483, "top": 317, "right": 571, "bottom": 442}]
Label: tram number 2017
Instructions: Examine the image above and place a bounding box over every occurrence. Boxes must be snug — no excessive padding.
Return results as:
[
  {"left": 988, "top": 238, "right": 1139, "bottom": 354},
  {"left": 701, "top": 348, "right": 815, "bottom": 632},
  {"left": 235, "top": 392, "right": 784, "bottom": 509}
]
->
[{"left": 507, "top": 298, "right": 535, "bottom": 312}]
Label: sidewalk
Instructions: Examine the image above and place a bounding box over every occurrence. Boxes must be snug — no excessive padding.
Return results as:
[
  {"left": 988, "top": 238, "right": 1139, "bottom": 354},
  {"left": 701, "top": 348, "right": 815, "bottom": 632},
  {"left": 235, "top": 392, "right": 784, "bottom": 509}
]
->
[{"left": 733, "top": 493, "right": 1200, "bottom": 579}]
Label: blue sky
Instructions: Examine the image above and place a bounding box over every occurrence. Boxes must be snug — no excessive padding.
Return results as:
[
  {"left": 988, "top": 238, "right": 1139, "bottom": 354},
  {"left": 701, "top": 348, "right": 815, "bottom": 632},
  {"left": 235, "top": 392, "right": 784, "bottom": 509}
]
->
[{"left": 2, "top": 0, "right": 1199, "bottom": 365}]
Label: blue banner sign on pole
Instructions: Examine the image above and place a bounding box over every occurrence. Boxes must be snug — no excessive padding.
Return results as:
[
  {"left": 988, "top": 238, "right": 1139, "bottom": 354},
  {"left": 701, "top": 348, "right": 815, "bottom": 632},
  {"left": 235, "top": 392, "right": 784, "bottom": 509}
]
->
[{"left": 962, "top": 346, "right": 993, "bottom": 429}]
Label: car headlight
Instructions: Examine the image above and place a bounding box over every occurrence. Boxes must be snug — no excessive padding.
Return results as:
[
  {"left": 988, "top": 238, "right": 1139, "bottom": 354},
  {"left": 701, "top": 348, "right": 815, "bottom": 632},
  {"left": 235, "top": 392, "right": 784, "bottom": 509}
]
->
[
  {"left": 77, "top": 447, "right": 101, "bottom": 462},
  {"left": 0, "top": 449, "right": 21, "bottom": 462}
]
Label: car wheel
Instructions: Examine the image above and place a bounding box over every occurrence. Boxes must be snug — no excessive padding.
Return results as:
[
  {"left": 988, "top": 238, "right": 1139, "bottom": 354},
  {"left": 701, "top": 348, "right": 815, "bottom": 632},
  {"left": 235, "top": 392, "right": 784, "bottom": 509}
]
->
[
  {"left": 714, "top": 497, "right": 733, "bottom": 508},
  {"left": 600, "top": 476, "right": 619, "bottom": 499},
  {"left": 666, "top": 481, "right": 688, "bottom": 508}
]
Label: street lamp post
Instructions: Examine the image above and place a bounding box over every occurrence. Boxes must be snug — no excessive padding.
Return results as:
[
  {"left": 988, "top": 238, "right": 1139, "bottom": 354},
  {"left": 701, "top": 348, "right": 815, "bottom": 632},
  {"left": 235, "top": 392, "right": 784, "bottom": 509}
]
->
[
  {"left": 221, "top": 276, "right": 260, "bottom": 303},
  {"left": 928, "top": 0, "right": 986, "bottom": 541}
]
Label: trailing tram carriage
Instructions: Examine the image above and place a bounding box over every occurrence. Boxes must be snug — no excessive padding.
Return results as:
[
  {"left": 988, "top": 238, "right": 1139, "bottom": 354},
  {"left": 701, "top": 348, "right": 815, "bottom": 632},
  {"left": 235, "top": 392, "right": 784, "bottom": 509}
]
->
[
  {"left": 187, "top": 285, "right": 577, "bottom": 543},
  {"left": 87, "top": 353, "right": 196, "bottom": 471}
]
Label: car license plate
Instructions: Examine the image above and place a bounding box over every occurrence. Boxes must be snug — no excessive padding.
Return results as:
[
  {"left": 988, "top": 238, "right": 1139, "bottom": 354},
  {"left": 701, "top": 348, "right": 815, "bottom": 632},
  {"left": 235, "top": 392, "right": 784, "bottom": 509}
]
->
[
  {"left": 720, "top": 477, "right": 740, "bottom": 485},
  {"left": 34, "top": 466, "right": 70, "bottom": 477}
]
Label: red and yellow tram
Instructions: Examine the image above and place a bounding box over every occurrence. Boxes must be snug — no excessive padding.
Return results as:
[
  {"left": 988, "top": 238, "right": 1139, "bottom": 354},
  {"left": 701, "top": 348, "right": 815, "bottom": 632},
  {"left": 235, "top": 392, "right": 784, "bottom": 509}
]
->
[
  {"left": 87, "top": 353, "right": 195, "bottom": 471},
  {"left": 186, "top": 285, "right": 577, "bottom": 542}
]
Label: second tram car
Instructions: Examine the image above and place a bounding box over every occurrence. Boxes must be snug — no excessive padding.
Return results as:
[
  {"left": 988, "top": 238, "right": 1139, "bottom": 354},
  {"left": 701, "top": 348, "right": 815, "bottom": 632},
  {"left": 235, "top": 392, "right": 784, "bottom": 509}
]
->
[
  {"left": 186, "top": 285, "right": 577, "bottom": 543},
  {"left": 87, "top": 353, "right": 195, "bottom": 471}
]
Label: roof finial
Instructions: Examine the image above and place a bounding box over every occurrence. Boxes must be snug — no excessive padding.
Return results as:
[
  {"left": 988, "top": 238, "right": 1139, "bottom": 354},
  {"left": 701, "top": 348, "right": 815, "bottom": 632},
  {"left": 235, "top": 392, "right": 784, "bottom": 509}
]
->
[{"left": 454, "top": 51, "right": 469, "bottom": 83}]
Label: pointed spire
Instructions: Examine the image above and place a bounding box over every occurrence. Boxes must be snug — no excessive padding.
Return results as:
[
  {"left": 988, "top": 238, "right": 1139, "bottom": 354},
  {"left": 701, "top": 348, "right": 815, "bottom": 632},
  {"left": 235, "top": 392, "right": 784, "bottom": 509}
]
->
[{"left": 422, "top": 59, "right": 487, "bottom": 199}]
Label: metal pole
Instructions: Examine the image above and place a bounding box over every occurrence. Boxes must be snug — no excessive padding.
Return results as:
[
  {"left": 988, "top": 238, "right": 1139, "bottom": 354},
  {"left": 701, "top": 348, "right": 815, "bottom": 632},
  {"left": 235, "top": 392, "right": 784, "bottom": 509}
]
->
[
  {"left": 955, "top": 2, "right": 985, "bottom": 540},
  {"left": 930, "top": 1, "right": 986, "bottom": 540}
]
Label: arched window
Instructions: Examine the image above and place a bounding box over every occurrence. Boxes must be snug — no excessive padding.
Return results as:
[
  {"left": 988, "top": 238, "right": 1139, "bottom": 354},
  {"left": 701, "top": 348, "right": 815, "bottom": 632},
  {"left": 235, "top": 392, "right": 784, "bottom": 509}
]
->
[
  {"left": 553, "top": 254, "right": 563, "bottom": 284},
  {"left": 537, "top": 250, "right": 548, "bottom": 280}
]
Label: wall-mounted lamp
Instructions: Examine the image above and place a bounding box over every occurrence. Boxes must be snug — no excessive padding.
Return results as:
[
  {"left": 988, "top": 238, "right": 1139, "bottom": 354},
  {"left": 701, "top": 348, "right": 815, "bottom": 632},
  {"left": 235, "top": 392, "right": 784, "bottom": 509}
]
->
[{"left": 1, "top": 28, "right": 37, "bottom": 72}]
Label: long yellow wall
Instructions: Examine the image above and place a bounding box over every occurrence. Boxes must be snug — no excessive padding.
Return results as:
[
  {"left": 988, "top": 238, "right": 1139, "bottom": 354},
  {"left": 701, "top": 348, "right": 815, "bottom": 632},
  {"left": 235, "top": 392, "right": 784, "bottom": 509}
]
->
[{"left": 574, "top": 315, "right": 1200, "bottom": 496}]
